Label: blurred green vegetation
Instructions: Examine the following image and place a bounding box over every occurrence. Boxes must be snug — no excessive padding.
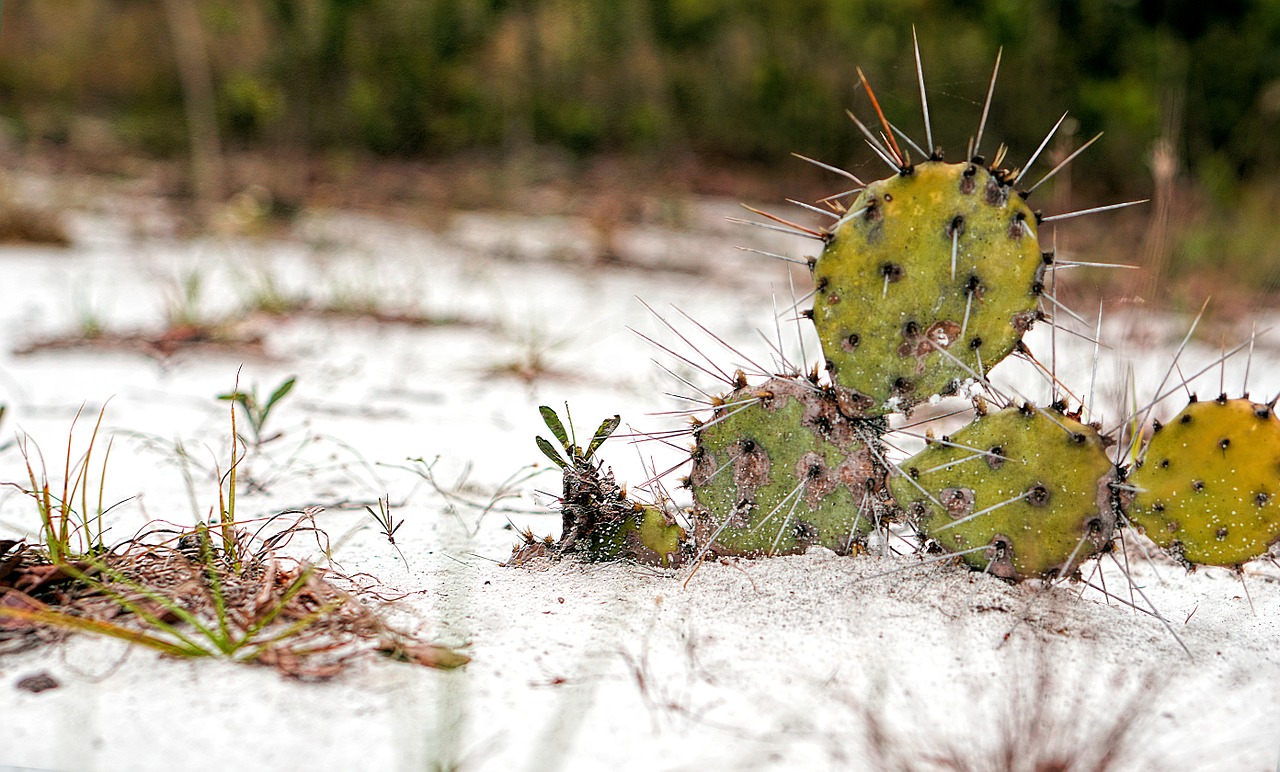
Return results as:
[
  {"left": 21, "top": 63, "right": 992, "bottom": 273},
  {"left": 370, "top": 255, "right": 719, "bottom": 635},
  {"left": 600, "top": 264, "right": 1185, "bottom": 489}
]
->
[
  {"left": 0, "top": 1, "right": 1276, "bottom": 197},
  {"left": 6, "top": 0, "right": 1280, "bottom": 303}
]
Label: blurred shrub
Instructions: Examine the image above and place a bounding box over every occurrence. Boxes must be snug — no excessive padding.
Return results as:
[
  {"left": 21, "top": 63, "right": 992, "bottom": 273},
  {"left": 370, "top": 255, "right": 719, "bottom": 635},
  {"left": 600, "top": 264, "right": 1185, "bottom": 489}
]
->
[
  {"left": 1174, "top": 178, "right": 1280, "bottom": 294},
  {"left": 0, "top": 0, "right": 1276, "bottom": 200}
]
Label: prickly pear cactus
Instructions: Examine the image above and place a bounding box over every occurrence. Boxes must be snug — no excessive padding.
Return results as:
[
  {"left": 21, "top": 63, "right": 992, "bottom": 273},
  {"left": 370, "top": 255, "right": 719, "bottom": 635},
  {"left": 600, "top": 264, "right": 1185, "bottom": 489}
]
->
[
  {"left": 890, "top": 404, "right": 1117, "bottom": 580},
  {"left": 1128, "top": 396, "right": 1280, "bottom": 567},
  {"left": 812, "top": 161, "right": 1044, "bottom": 413},
  {"left": 688, "top": 376, "right": 890, "bottom": 556}
]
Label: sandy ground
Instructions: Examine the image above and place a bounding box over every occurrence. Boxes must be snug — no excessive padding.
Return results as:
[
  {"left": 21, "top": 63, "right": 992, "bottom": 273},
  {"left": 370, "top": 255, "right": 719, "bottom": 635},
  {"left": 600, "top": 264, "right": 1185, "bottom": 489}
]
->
[{"left": 1, "top": 184, "right": 1279, "bottom": 771}]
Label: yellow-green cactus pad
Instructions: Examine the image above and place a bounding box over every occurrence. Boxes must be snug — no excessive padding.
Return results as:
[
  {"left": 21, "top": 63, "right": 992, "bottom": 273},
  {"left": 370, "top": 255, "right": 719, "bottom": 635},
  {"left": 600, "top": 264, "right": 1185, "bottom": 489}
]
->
[
  {"left": 812, "top": 161, "right": 1043, "bottom": 413},
  {"left": 890, "top": 405, "right": 1117, "bottom": 580},
  {"left": 688, "top": 377, "right": 888, "bottom": 557},
  {"left": 1128, "top": 396, "right": 1280, "bottom": 567},
  {"left": 611, "top": 506, "right": 685, "bottom": 568}
]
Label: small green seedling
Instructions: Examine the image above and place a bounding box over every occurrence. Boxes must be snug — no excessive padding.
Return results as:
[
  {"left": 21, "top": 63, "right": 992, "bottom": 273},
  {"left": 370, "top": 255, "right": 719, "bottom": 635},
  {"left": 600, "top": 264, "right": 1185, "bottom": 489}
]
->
[
  {"left": 218, "top": 375, "right": 297, "bottom": 446},
  {"left": 365, "top": 493, "right": 408, "bottom": 565},
  {"left": 535, "top": 404, "right": 685, "bottom": 566},
  {"left": 536, "top": 403, "right": 619, "bottom": 471}
]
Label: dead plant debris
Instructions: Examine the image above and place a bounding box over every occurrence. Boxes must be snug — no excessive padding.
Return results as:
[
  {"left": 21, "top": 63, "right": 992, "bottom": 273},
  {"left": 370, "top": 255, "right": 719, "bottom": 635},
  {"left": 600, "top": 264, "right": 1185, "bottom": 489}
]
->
[
  {"left": 0, "top": 531, "right": 469, "bottom": 679},
  {"left": 0, "top": 204, "right": 72, "bottom": 247},
  {"left": 13, "top": 324, "right": 268, "bottom": 360}
]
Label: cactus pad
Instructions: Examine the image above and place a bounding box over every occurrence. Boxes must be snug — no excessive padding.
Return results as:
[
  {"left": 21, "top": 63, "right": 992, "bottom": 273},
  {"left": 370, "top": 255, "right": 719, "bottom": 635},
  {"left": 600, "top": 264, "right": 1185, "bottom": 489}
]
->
[
  {"left": 889, "top": 405, "right": 1117, "bottom": 580},
  {"left": 812, "top": 161, "right": 1043, "bottom": 413},
  {"left": 1128, "top": 396, "right": 1280, "bottom": 567},
  {"left": 688, "top": 376, "right": 890, "bottom": 556},
  {"left": 588, "top": 504, "right": 685, "bottom": 568}
]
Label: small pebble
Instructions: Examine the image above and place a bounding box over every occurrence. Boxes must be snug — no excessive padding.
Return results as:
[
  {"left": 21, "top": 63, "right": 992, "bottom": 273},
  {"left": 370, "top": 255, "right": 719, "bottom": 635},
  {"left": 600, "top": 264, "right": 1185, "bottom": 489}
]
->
[{"left": 16, "top": 671, "right": 60, "bottom": 693}]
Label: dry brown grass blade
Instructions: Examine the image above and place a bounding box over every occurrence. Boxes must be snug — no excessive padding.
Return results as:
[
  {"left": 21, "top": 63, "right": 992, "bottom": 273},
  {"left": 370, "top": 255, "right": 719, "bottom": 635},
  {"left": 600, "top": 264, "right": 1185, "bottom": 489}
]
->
[
  {"left": 377, "top": 639, "right": 471, "bottom": 670},
  {"left": 0, "top": 604, "right": 199, "bottom": 658}
]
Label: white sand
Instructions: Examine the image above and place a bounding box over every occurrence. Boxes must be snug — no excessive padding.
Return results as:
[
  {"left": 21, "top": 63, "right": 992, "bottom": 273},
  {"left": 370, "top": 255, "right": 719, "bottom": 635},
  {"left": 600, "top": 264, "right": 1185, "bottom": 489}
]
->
[{"left": 1, "top": 193, "right": 1278, "bottom": 771}]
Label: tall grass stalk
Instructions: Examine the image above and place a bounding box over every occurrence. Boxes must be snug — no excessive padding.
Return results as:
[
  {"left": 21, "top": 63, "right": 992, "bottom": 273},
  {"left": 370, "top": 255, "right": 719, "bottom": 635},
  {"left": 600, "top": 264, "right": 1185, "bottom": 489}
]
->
[{"left": 11, "top": 404, "right": 115, "bottom": 562}]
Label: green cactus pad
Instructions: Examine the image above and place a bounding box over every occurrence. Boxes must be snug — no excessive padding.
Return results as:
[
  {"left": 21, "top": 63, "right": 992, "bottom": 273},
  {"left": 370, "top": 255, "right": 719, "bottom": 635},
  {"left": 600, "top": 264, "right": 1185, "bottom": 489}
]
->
[
  {"left": 890, "top": 405, "right": 1117, "bottom": 580},
  {"left": 589, "top": 505, "right": 685, "bottom": 568},
  {"left": 1128, "top": 396, "right": 1280, "bottom": 567},
  {"left": 812, "top": 161, "right": 1043, "bottom": 413},
  {"left": 688, "top": 376, "right": 889, "bottom": 557}
]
